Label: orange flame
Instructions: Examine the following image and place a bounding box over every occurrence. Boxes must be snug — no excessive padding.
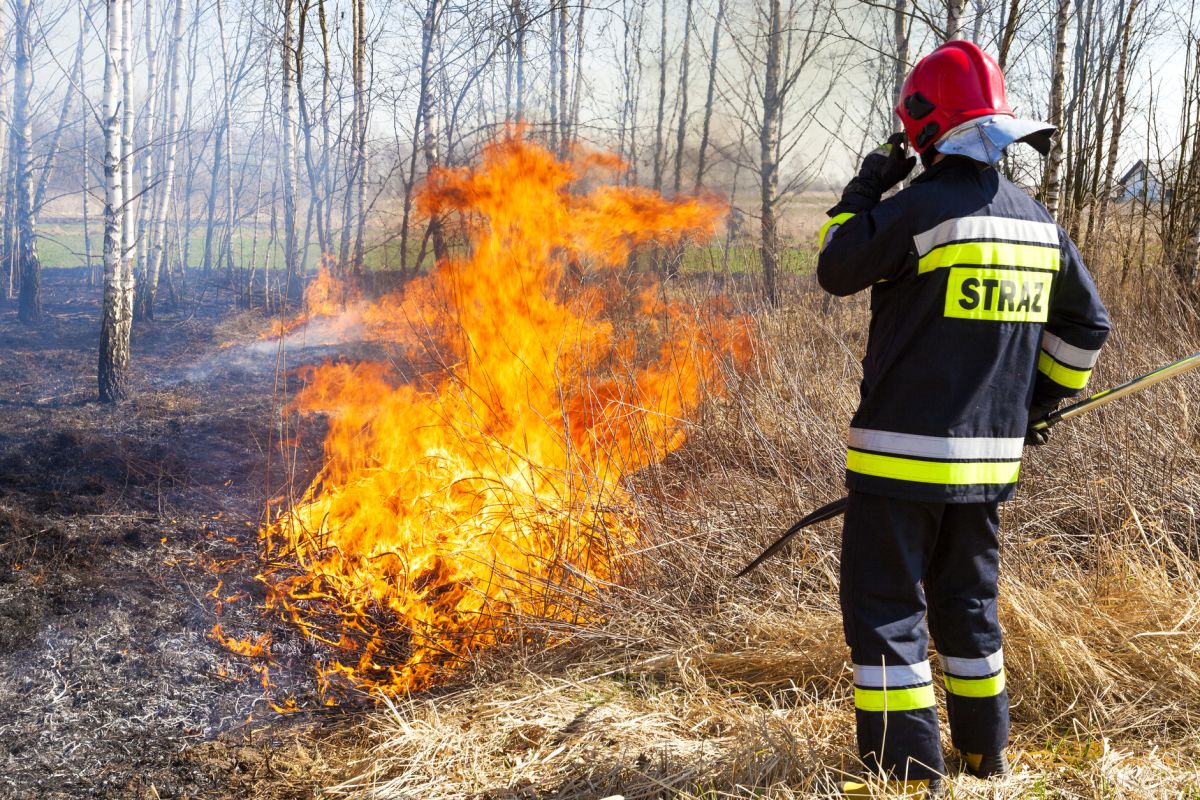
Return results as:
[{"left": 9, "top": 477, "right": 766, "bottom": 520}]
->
[
  {"left": 260, "top": 133, "right": 751, "bottom": 697},
  {"left": 211, "top": 623, "right": 270, "bottom": 659}
]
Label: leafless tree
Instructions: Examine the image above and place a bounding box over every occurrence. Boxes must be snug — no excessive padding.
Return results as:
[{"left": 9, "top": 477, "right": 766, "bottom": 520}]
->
[
  {"left": 1043, "top": 0, "right": 1071, "bottom": 218},
  {"left": 99, "top": 0, "right": 132, "bottom": 401},
  {"left": 7, "top": 0, "right": 41, "bottom": 322}
]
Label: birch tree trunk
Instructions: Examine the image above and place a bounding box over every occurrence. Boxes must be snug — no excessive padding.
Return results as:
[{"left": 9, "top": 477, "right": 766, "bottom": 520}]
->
[
  {"left": 0, "top": 8, "right": 11, "bottom": 299},
  {"left": 133, "top": 0, "right": 160, "bottom": 320},
  {"left": 351, "top": 0, "right": 367, "bottom": 271},
  {"left": 281, "top": 0, "right": 301, "bottom": 301},
  {"left": 1044, "top": 0, "right": 1071, "bottom": 219},
  {"left": 671, "top": 0, "right": 692, "bottom": 194},
  {"left": 121, "top": 0, "right": 136, "bottom": 288},
  {"left": 760, "top": 0, "right": 782, "bottom": 308},
  {"left": 99, "top": 0, "right": 133, "bottom": 402},
  {"left": 548, "top": 2, "right": 558, "bottom": 152},
  {"left": 11, "top": 0, "right": 41, "bottom": 323},
  {"left": 138, "top": 0, "right": 186, "bottom": 320},
  {"left": 569, "top": 1, "right": 585, "bottom": 146},
  {"left": 945, "top": 0, "right": 968, "bottom": 39},
  {"left": 420, "top": 0, "right": 447, "bottom": 262},
  {"left": 511, "top": 0, "right": 525, "bottom": 119},
  {"left": 652, "top": 0, "right": 667, "bottom": 191},
  {"left": 318, "top": 0, "right": 333, "bottom": 253},
  {"left": 693, "top": 0, "right": 724, "bottom": 192},
  {"left": 893, "top": 0, "right": 910, "bottom": 114},
  {"left": 557, "top": 0, "right": 569, "bottom": 155},
  {"left": 81, "top": 1, "right": 95, "bottom": 287}
]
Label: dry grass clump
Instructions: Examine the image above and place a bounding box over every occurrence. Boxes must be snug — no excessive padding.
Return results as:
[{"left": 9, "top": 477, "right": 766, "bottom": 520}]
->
[{"left": 329, "top": 246, "right": 1200, "bottom": 798}]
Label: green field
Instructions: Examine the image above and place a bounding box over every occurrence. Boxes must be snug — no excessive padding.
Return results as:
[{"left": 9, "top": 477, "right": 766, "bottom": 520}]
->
[{"left": 34, "top": 221, "right": 816, "bottom": 276}]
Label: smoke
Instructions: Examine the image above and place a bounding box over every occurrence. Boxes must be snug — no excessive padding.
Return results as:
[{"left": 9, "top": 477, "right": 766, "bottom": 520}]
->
[{"left": 175, "top": 309, "right": 372, "bottom": 385}]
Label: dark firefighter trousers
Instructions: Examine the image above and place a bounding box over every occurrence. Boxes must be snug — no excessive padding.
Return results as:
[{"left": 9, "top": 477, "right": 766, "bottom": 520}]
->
[{"left": 840, "top": 490, "right": 1010, "bottom": 781}]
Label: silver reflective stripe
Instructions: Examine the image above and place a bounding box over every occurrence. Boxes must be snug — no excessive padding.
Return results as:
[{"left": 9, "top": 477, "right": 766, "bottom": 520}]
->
[
  {"left": 854, "top": 660, "right": 933, "bottom": 688},
  {"left": 1042, "top": 331, "right": 1101, "bottom": 369},
  {"left": 820, "top": 224, "right": 843, "bottom": 252},
  {"left": 849, "top": 428, "right": 1025, "bottom": 461},
  {"left": 941, "top": 649, "right": 1004, "bottom": 677},
  {"left": 913, "top": 216, "right": 1060, "bottom": 257}
]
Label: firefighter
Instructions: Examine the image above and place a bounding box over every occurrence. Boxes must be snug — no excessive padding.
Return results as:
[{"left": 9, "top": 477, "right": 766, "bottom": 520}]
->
[{"left": 817, "top": 41, "right": 1111, "bottom": 798}]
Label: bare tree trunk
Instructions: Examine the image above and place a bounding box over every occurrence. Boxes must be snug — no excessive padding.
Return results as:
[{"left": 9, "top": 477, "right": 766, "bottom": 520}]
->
[
  {"left": 318, "top": 0, "right": 333, "bottom": 253},
  {"left": 0, "top": 8, "right": 11, "bottom": 299},
  {"left": 511, "top": 0, "right": 526, "bottom": 119},
  {"left": 121, "top": 0, "right": 136, "bottom": 291},
  {"left": 1095, "top": 0, "right": 1139, "bottom": 246},
  {"left": 1043, "top": 0, "right": 1071, "bottom": 219},
  {"left": 179, "top": 0, "right": 202, "bottom": 283},
  {"left": 420, "top": 0, "right": 447, "bottom": 262},
  {"left": 132, "top": 0, "right": 160, "bottom": 320},
  {"left": 352, "top": 0, "right": 368, "bottom": 272},
  {"left": 81, "top": 2, "right": 95, "bottom": 288},
  {"left": 548, "top": 1, "right": 558, "bottom": 152},
  {"left": 693, "top": 0, "right": 724, "bottom": 192},
  {"left": 138, "top": 0, "right": 185, "bottom": 320},
  {"left": 336, "top": 0, "right": 358, "bottom": 272},
  {"left": 652, "top": 0, "right": 667, "bottom": 191},
  {"left": 281, "top": 0, "right": 300, "bottom": 301},
  {"left": 618, "top": 0, "right": 644, "bottom": 179},
  {"left": 945, "top": 0, "right": 968, "bottom": 39},
  {"left": 971, "top": 0, "right": 985, "bottom": 41},
  {"left": 760, "top": 0, "right": 782, "bottom": 308},
  {"left": 671, "top": 0, "right": 692, "bottom": 194},
  {"left": 893, "top": 0, "right": 910, "bottom": 113},
  {"left": 557, "top": 0, "right": 570, "bottom": 155},
  {"left": 99, "top": 0, "right": 132, "bottom": 402},
  {"left": 997, "top": 0, "right": 1021, "bottom": 69},
  {"left": 569, "top": 0, "right": 585, "bottom": 145},
  {"left": 11, "top": 0, "right": 41, "bottom": 323}
]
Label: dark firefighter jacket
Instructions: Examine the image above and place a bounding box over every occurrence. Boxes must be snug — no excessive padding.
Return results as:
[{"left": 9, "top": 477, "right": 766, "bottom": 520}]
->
[{"left": 817, "top": 155, "right": 1111, "bottom": 503}]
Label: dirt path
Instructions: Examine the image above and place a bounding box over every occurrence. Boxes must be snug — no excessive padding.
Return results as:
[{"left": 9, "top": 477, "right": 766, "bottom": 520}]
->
[{"left": 0, "top": 274, "right": 356, "bottom": 799}]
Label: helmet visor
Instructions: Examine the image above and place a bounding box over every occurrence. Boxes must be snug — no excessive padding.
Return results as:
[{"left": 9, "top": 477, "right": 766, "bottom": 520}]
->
[{"left": 935, "top": 114, "right": 1056, "bottom": 163}]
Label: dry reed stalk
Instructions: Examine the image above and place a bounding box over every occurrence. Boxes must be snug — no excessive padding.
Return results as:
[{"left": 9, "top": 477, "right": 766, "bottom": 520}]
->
[{"left": 324, "top": 228, "right": 1200, "bottom": 798}]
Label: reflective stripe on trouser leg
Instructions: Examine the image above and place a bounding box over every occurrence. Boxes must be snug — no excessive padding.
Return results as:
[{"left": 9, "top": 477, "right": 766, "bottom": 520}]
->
[
  {"left": 840, "top": 491, "right": 946, "bottom": 781},
  {"left": 925, "top": 501, "right": 1010, "bottom": 754}
]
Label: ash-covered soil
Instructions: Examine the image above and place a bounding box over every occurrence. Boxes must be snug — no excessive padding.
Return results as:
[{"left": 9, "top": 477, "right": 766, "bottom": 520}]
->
[{"left": 0, "top": 273, "right": 361, "bottom": 799}]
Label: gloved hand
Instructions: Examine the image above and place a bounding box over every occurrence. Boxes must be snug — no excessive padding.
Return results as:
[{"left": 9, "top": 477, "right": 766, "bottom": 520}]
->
[
  {"left": 1025, "top": 397, "right": 1060, "bottom": 446},
  {"left": 828, "top": 133, "right": 917, "bottom": 215}
]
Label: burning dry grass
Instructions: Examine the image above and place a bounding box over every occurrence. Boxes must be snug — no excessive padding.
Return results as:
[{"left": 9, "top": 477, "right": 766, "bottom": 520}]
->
[
  {"left": 306, "top": 241, "right": 1200, "bottom": 797},
  {"left": 258, "top": 135, "right": 752, "bottom": 699}
]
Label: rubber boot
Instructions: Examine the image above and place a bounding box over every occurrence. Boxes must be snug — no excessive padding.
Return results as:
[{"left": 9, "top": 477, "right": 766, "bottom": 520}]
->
[
  {"left": 962, "top": 750, "right": 1011, "bottom": 778},
  {"left": 841, "top": 777, "right": 945, "bottom": 798}
]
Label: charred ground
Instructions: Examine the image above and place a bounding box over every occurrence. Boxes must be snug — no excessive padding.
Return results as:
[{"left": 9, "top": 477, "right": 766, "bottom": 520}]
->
[{"left": 0, "top": 271, "right": 356, "bottom": 799}]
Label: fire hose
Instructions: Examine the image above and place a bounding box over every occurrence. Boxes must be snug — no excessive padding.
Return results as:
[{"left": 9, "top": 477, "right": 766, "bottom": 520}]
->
[{"left": 735, "top": 350, "right": 1200, "bottom": 579}]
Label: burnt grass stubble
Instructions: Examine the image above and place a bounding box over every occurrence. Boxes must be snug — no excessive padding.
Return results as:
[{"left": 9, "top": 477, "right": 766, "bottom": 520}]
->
[{"left": 0, "top": 270, "right": 363, "bottom": 799}]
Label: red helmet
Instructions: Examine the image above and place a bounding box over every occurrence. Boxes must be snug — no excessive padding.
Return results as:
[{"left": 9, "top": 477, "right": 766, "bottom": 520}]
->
[{"left": 896, "top": 40, "right": 1013, "bottom": 154}]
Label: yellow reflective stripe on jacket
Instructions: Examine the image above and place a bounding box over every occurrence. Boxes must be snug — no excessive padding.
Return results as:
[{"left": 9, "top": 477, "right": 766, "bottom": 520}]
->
[
  {"left": 819, "top": 212, "right": 856, "bottom": 252},
  {"left": 944, "top": 670, "right": 1006, "bottom": 698},
  {"left": 854, "top": 684, "right": 937, "bottom": 712},
  {"left": 917, "top": 241, "right": 1061, "bottom": 275},
  {"left": 944, "top": 267, "right": 1051, "bottom": 323},
  {"left": 1038, "top": 351, "right": 1092, "bottom": 390},
  {"left": 847, "top": 449, "right": 1021, "bottom": 485}
]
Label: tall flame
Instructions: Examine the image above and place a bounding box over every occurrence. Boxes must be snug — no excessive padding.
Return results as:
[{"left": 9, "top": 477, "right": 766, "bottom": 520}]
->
[{"left": 261, "top": 134, "right": 751, "bottom": 697}]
